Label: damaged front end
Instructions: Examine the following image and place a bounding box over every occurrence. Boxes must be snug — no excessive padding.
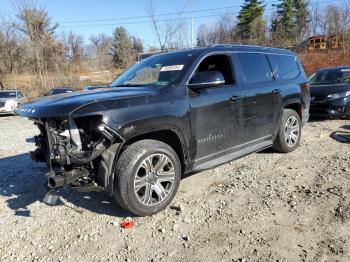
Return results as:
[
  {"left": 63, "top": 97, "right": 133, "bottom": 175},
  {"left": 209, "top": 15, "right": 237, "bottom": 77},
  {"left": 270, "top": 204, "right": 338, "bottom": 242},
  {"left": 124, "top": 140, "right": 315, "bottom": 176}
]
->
[{"left": 31, "top": 115, "right": 122, "bottom": 193}]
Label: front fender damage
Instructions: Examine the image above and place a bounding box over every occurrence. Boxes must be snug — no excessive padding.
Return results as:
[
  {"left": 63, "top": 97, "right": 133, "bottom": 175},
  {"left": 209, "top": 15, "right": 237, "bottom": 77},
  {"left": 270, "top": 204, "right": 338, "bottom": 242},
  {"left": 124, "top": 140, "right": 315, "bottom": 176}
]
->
[{"left": 31, "top": 114, "right": 125, "bottom": 196}]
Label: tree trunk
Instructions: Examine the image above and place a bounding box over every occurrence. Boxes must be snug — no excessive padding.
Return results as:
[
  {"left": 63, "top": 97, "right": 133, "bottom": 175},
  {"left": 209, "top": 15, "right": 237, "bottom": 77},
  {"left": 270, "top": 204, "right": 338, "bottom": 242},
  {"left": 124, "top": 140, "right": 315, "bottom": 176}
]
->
[{"left": 0, "top": 78, "right": 5, "bottom": 90}]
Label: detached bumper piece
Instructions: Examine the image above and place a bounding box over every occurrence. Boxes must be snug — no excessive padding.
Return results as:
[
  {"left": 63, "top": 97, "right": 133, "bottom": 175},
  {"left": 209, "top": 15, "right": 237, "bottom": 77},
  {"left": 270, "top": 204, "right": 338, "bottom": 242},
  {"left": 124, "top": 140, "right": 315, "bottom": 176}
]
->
[{"left": 47, "top": 167, "right": 104, "bottom": 192}]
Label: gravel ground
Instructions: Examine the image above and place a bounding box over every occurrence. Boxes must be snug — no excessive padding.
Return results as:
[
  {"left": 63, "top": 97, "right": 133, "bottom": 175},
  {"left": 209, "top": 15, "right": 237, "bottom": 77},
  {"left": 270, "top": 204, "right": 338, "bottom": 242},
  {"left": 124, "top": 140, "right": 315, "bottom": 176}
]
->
[{"left": 0, "top": 116, "right": 349, "bottom": 261}]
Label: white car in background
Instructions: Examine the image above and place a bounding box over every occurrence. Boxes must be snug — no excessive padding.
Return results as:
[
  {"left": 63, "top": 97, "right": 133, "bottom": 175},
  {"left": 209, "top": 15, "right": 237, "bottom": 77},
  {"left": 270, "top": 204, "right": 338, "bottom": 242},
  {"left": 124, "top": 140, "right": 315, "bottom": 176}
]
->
[{"left": 0, "top": 90, "right": 27, "bottom": 115}]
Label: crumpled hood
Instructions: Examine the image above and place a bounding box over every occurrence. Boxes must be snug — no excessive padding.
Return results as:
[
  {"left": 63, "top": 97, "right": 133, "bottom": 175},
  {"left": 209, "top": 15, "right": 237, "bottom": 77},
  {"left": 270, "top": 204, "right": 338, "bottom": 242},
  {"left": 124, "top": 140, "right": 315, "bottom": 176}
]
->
[{"left": 15, "top": 87, "right": 157, "bottom": 118}]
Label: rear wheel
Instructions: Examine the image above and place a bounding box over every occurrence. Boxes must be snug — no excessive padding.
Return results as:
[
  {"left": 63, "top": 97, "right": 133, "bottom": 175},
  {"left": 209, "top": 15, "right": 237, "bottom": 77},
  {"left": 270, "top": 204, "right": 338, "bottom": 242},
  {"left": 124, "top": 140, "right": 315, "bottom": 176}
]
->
[
  {"left": 344, "top": 108, "right": 350, "bottom": 120},
  {"left": 114, "top": 139, "right": 181, "bottom": 216},
  {"left": 273, "top": 109, "right": 301, "bottom": 153}
]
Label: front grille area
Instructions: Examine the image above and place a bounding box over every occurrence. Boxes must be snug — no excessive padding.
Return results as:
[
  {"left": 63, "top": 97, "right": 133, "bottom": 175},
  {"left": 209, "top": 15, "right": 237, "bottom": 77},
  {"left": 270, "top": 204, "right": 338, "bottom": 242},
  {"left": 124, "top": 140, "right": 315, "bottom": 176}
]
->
[{"left": 0, "top": 102, "right": 5, "bottom": 107}]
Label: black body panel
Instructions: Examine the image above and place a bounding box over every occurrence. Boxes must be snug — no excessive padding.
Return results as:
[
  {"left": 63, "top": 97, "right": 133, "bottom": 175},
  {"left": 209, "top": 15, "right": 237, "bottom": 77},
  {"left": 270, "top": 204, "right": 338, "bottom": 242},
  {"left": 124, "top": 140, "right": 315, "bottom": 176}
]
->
[{"left": 15, "top": 45, "right": 310, "bottom": 192}]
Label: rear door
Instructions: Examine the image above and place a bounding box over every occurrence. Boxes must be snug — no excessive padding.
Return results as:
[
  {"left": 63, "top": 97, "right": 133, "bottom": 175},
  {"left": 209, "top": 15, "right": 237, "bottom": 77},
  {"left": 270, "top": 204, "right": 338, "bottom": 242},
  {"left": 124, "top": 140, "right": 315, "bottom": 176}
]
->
[{"left": 234, "top": 52, "right": 282, "bottom": 143}]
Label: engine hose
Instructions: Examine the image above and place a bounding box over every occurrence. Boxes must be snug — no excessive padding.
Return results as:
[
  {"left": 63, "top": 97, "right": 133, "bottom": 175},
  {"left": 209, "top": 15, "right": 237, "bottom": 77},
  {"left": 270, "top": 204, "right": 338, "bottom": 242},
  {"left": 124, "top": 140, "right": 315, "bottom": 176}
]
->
[{"left": 68, "top": 142, "right": 106, "bottom": 163}]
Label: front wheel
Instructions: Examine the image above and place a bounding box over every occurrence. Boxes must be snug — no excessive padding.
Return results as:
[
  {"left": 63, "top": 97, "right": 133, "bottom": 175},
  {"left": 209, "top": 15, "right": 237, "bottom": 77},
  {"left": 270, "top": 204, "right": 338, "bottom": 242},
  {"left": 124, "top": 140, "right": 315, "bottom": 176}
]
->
[
  {"left": 273, "top": 109, "right": 301, "bottom": 153},
  {"left": 114, "top": 139, "right": 181, "bottom": 216}
]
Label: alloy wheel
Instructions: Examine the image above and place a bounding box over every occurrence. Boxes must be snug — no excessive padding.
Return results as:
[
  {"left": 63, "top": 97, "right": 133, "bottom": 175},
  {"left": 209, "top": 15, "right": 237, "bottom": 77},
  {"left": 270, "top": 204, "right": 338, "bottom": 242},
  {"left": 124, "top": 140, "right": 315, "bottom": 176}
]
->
[
  {"left": 284, "top": 115, "right": 300, "bottom": 147},
  {"left": 134, "top": 153, "right": 175, "bottom": 206}
]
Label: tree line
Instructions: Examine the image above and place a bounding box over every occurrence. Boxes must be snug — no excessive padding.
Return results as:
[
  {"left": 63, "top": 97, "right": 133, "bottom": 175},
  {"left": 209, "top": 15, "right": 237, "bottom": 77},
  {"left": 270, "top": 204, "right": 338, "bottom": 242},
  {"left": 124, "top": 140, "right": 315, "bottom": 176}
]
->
[
  {"left": 0, "top": 0, "right": 349, "bottom": 92},
  {"left": 0, "top": 1, "right": 145, "bottom": 91},
  {"left": 197, "top": 0, "right": 350, "bottom": 48}
]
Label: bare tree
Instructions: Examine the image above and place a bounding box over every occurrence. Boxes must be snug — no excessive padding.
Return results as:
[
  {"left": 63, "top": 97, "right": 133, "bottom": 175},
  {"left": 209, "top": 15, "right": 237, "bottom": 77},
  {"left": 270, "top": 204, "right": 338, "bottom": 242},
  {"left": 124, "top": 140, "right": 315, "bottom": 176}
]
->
[
  {"left": 88, "top": 34, "right": 113, "bottom": 70},
  {"left": 15, "top": 0, "right": 59, "bottom": 91},
  {"left": 64, "top": 31, "right": 84, "bottom": 67},
  {"left": 0, "top": 17, "right": 27, "bottom": 89},
  {"left": 309, "top": 6, "right": 321, "bottom": 36},
  {"left": 197, "top": 12, "right": 237, "bottom": 47},
  {"left": 146, "top": 0, "right": 183, "bottom": 52}
]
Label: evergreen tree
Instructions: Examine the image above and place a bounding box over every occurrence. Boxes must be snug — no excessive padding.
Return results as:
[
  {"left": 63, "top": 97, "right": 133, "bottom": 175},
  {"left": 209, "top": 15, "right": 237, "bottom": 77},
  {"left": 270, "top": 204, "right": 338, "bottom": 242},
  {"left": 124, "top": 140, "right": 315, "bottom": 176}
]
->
[
  {"left": 276, "top": 0, "right": 294, "bottom": 40},
  {"left": 271, "top": 0, "right": 309, "bottom": 45},
  {"left": 111, "top": 27, "right": 132, "bottom": 68},
  {"left": 237, "top": 0, "right": 266, "bottom": 45},
  {"left": 293, "top": 0, "right": 310, "bottom": 42}
]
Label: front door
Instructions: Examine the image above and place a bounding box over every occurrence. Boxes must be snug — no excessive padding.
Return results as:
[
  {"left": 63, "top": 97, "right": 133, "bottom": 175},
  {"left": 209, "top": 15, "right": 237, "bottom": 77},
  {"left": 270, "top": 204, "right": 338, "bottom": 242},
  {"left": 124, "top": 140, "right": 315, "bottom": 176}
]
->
[{"left": 188, "top": 53, "right": 245, "bottom": 161}]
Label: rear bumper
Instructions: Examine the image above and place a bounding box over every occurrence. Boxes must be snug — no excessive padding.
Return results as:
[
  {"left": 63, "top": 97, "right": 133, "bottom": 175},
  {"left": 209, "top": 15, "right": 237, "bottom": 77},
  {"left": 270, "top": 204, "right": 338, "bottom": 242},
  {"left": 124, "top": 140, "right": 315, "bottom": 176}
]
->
[{"left": 310, "top": 96, "right": 350, "bottom": 118}]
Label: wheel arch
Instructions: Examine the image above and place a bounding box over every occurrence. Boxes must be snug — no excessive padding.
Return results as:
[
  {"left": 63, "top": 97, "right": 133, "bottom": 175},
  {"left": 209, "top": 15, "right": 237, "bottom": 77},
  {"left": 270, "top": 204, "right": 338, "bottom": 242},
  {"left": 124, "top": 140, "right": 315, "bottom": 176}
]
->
[
  {"left": 124, "top": 129, "right": 186, "bottom": 172},
  {"left": 98, "top": 128, "right": 187, "bottom": 197},
  {"left": 283, "top": 101, "right": 302, "bottom": 119}
]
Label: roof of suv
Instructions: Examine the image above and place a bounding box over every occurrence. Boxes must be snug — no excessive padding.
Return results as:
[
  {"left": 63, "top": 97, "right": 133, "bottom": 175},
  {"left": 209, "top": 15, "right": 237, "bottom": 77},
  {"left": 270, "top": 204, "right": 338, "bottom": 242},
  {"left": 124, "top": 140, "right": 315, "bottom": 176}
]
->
[
  {"left": 157, "top": 45, "right": 295, "bottom": 58},
  {"left": 0, "top": 90, "right": 20, "bottom": 92}
]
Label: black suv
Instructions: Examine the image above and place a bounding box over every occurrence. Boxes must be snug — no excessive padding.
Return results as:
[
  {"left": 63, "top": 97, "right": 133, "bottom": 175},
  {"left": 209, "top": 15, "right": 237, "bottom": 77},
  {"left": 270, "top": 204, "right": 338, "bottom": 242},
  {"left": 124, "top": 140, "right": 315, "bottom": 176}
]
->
[{"left": 16, "top": 45, "right": 310, "bottom": 216}]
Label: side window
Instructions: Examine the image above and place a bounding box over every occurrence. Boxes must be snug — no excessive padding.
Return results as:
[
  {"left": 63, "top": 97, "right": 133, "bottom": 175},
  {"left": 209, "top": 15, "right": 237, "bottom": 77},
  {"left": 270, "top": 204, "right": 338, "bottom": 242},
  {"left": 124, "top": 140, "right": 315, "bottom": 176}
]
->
[
  {"left": 17, "top": 92, "right": 23, "bottom": 98},
  {"left": 190, "top": 54, "right": 234, "bottom": 85},
  {"left": 237, "top": 53, "right": 272, "bottom": 83},
  {"left": 269, "top": 55, "right": 300, "bottom": 80}
]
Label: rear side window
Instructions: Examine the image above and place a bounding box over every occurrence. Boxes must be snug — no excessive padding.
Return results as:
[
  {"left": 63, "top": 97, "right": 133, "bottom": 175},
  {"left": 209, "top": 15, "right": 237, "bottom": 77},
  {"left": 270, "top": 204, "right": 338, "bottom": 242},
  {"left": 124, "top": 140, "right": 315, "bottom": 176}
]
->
[
  {"left": 236, "top": 53, "right": 272, "bottom": 83},
  {"left": 269, "top": 55, "right": 300, "bottom": 80}
]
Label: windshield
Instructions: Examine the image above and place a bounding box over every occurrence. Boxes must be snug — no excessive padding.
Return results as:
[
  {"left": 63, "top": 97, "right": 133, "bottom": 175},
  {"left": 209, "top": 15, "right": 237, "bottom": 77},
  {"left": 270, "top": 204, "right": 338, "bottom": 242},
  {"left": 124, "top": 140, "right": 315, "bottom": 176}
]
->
[
  {"left": 310, "top": 68, "right": 350, "bottom": 85},
  {"left": 110, "top": 51, "right": 198, "bottom": 87},
  {"left": 0, "top": 92, "right": 16, "bottom": 98}
]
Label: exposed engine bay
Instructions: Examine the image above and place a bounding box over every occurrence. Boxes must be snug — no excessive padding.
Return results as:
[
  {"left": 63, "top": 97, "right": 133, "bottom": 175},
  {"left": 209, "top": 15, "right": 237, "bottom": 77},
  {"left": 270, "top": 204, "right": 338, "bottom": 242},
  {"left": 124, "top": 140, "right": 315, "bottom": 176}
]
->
[{"left": 31, "top": 115, "right": 121, "bottom": 193}]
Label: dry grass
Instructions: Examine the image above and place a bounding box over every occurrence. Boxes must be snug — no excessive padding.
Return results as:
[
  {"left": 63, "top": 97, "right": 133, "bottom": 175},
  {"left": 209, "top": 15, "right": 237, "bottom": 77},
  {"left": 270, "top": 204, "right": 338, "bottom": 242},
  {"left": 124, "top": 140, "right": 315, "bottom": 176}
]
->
[
  {"left": 298, "top": 49, "right": 350, "bottom": 76},
  {"left": 2, "top": 50, "right": 349, "bottom": 99},
  {"left": 2, "top": 69, "right": 122, "bottom": 99}
]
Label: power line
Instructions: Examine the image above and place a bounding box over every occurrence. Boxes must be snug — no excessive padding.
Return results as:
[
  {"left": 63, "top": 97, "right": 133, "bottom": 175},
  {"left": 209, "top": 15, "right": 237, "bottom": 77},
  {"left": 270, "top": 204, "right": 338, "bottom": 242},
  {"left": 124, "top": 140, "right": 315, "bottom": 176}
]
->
[
  {"left": 60, "top": 0, "right": 342, "bottom": 28},
  {"left": 58, "top": 0, "right": 334, "bottom": 24},
  {"left": 58, "top": 2, "right": 274, "bottom": 24}
]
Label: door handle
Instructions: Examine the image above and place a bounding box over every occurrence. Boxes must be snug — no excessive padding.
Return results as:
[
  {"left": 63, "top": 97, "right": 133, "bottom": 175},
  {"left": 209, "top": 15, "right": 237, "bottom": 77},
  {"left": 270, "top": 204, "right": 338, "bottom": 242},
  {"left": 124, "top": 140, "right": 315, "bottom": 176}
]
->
[{"left": 272, "top": 89, "right": 281, "bottom": 94}]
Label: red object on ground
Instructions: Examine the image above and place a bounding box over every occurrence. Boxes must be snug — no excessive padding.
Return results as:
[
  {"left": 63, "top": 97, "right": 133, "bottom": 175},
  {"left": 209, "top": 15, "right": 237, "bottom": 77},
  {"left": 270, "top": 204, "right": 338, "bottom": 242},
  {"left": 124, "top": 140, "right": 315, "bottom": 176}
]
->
[{"left": 120, "top": 220, "right": 135, "bottom": 229}]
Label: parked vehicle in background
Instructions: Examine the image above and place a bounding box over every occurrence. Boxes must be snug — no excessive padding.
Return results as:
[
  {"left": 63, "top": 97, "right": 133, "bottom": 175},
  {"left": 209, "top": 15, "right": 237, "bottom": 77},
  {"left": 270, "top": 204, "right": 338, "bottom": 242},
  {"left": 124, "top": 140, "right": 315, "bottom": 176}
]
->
[
  {"left": 309, "top": 66, "right": 350, "bottom": 119},
  {"left": 83, "top": 85, "right": 108, "bottom": 91},
  {"left": 45, "top": 87, "right": 74, "bottom": 96},
  {"left": 15, "top": 45, "right": 310, "bottom": 216},
  {"left": 0, "top": 90, "right": 27, "bottom": 115}
]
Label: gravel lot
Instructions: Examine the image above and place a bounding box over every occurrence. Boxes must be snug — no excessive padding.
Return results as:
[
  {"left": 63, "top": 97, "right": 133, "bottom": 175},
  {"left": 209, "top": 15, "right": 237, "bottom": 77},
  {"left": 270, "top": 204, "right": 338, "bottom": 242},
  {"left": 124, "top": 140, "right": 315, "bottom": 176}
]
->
[{"left": 0, "top": 116, "right": 349, "bottom": 261}]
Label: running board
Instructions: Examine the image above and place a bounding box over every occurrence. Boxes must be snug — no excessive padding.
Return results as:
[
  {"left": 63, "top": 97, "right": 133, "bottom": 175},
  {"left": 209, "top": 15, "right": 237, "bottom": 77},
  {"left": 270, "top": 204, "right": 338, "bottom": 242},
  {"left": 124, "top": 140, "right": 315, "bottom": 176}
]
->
[{"left": 193, "top": 140, "right": 273, "bottom": 171}]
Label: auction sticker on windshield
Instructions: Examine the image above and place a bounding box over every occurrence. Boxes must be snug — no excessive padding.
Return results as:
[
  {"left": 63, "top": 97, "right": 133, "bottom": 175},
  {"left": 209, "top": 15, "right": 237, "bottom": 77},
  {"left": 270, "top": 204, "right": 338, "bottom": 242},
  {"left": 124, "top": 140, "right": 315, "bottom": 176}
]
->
[{"left": 160, "top": 65, "right": 184, "bottom": 71}]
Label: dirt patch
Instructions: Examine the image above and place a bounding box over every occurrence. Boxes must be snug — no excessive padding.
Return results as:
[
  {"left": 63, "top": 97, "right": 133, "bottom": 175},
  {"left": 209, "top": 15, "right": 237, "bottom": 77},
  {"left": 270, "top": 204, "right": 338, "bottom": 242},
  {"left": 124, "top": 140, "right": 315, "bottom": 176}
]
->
[{"left": 0, "top": 116, "right": 349, "bottom": 261}]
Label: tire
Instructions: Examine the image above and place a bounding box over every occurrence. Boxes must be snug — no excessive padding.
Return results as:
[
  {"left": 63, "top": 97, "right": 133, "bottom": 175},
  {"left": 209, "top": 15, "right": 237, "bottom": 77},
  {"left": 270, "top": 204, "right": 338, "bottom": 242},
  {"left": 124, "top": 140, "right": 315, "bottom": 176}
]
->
[
  {"left": 114, "top": 139, "right": 181, "bottom": 216},
  {"left": 273, "top": 109, "right": 301, "bottom": 153},
  {"left": 344, "top": 108, "right": 350, "bottom": 120}
]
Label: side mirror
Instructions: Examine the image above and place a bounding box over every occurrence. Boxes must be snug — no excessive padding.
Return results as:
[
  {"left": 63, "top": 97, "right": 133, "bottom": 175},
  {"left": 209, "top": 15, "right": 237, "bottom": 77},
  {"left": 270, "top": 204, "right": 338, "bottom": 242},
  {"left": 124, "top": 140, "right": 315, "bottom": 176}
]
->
[{"left": 188, "top": 71, "right": 225, "bottom": 90}]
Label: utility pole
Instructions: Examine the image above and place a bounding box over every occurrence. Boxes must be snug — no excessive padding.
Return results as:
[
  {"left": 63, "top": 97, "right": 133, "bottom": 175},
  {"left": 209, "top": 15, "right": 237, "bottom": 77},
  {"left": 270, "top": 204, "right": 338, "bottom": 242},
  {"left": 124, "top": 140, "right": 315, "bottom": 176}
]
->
[{"left": 189, "top": 0, "right": 194, "bottom": 48}]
